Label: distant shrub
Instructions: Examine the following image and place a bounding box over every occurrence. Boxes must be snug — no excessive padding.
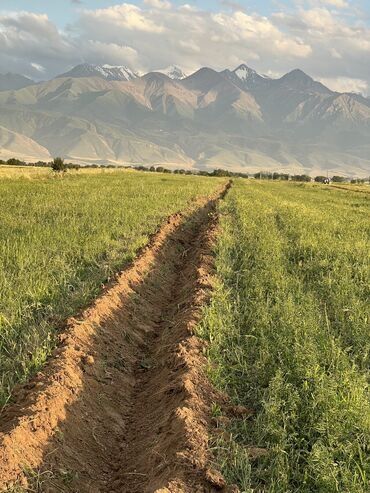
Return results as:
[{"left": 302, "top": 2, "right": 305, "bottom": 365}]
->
[
  {"left": 66, "top": 163, "right": 81, "bottom": 170},
  {"left": 272, "top": 172, "right": 290, "bottom": 180},
  {"left": 154, "top": 166, "right": 172, "bottom": 173},
  {"left": 315, "top": 176, "right": 327, "bottom": 183},
  {"left": 7, "top": 158, "right": 26, "bottom": 166},
  {"left": 332, "top": 175, "right": 346, "bottom": 183},
  {"left": 212, "top": 169, "right": 232, "bottom": 177},
  {"left": 292, "top": 174, "right": 311, "bottom": 182},
  {"left": 52, "top": 157, "right": 67, "bottom": 173}
]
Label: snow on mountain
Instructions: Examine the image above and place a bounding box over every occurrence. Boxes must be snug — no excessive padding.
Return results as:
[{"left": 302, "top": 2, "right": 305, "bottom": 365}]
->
[
  {"left": 99, "top": 65, "right": 139, "bottom": 81},
  {"left": 233, "top": 64, "right": 270, "bottom": 86},
  {"left": 57, "top": 63, "right": 139, "bottom": 81},
  {"left": 155, "top": 65, "right": 187, "bottom": 80}
]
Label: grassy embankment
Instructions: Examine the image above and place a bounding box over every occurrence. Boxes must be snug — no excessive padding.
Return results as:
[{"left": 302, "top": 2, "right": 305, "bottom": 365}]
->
[
  {"left": 0, "top": 168, "right": 224, "bottom": 405},
  {"left": 199, "top": 180, "right": 369, "bottom": 492}
]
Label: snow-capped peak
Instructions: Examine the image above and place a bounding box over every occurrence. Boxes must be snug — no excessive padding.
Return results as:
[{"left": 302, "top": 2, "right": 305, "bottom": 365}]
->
[
  {"left": 155, "top": 65, "right": 187, "bottom": 80},
  {"left": 234, "top": 64, "right": 258, "bottom": 81},
  {"left": 99, "top": 65, "right": 139, "bottom": 81},
  {"left": 233, "top": 64, "right": 270, "bottom": 86},
  {"left": 57, "top": 63, "right": 139, "bottom": 81}
]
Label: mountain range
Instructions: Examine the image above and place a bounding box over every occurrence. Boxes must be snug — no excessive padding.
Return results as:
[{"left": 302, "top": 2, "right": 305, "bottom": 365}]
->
[{"left": 0, "top": 63, "right": 369, "bottom": 177}]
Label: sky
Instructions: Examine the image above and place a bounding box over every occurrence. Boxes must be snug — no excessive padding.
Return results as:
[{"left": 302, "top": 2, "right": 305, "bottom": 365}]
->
[{"left": 0, "top": 0, "right": 370, "bottom": 95}]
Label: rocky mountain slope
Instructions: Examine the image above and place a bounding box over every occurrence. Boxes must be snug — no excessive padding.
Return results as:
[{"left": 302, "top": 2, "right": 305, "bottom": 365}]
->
[
  {"left": 0, "top": 64, "right": 369, "bottom": 176},
  {"left": 156, "top": 66, "right": 187, "bottom": 80}
]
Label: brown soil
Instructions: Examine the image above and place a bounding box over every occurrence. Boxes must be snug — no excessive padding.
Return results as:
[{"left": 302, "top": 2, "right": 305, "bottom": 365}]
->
[{"left": 0, "top": 183, "right": 231, "bottom": 493}]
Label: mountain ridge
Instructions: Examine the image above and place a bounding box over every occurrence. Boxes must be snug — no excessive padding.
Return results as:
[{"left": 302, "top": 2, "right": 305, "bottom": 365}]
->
[
  {"left": 0, "top": 73, "right": 35, "bottom": 91},
  {"left": 0, "top": 63, "right": 369, "bottom": 177},
  {"left": 56, "top": 63, "right": 139, "bottom": 81},
  {"left": 155, "top": 65, "right": 187, "bottom": 80}
]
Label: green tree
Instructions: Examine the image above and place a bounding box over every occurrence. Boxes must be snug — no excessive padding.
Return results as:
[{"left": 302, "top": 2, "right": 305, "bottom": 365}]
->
[
  {"left": 52, "top": 157, "right": 67, "bottom": 173},
  {"left": 292, "top": 174, "right": 311, "bottom": 182},
  {"left": 331, "top": 175, "right": 346, "bottom": 183},
  {"left": 7, "top": 158, "right": 26, "bottom": 166}
]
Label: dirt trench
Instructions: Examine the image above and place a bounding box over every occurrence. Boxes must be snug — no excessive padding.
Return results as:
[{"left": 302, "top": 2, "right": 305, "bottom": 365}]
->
[{"left": 0, "top": 183, "right": 231, "bottom": 493}]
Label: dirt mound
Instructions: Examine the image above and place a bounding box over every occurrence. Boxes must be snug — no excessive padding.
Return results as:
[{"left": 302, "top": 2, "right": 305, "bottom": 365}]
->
[{"left": 0, "top": 183, "right": 231, "bottom": 492}]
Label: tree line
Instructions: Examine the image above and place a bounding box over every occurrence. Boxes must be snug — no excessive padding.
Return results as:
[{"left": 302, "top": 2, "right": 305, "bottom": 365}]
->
[{"left": 0, "top": 157, "right": 368, "bottom": 183}]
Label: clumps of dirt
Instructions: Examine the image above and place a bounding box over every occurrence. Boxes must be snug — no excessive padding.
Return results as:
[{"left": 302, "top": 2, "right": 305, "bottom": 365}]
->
[{"left": 0, "top": 183, "right": 232, "bottom": 492}]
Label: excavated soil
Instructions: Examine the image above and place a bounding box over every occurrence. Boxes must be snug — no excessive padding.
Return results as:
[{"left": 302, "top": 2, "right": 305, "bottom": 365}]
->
[{"left": 0, "top": 183, "right": 231, "bottom": 493}]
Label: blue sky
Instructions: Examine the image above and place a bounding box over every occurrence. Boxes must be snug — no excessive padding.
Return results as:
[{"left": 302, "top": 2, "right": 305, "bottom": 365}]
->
[{"left": 0, "top": 1, "right": 370, "bottom": 94}]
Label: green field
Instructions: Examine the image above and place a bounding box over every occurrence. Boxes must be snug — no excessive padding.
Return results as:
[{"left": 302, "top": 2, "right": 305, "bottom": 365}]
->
[
  {"left": 0, "top": 169, "right": 223, "bottom": 405},
  {"left": 199, "top": 180, "right": 369, "bottom": 492},
  {"left": 1, "top": 170, "right": 369, "bottom": 492}
]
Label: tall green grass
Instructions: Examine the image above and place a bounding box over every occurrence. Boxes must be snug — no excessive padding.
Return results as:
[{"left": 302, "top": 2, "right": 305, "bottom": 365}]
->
[
  {"left": 199, "top": 180, "right": 369, "bottom": 492},
  {"left": 0, "top": 169, "right": 223, "bottom": 405}
]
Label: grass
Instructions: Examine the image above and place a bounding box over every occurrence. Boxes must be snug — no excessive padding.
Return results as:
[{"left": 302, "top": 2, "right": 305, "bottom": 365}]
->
[
  {"left": 199, "top": 180, "right": 369, "bottom": 492},
  {"left": 326, "top": 183, "right": 370, "bottom": 194},
  {"left": 0, "top": 166, "right": 52, "bottom": 180},
  {"left": 0, "top": 168, "right": 224, "bottom": 405}
]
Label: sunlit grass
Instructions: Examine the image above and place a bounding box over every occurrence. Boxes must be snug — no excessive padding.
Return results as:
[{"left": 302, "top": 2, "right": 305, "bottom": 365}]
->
[{"left": 199, "top": 180, "right": 370, "bottom": 492}]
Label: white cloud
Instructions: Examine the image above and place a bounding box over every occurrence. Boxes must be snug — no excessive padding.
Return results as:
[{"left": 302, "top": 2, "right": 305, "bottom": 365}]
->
[
  {"left": 72, "top": 2, "right": 315, "bottom": 73},
  {"left": 327, "top": 0, "right": 348, "bottom": 6},
  {"left": 178, "top": 4, "right": 199, "bottom": 12},
  {"left": 80, "top": 4, "right": 164, "bottom": 33},
  {"left": 0, "top": 12, "right": 71, "bottom": 62},
  {"left": 330, "top": 48, "right": 342, "bottom": 59},
  {"left": 144, "top": 0, "right": 171, "bottom": 9},
  {"left": 84, "top": 41, "right": 139, "bottom": 66},
  {"left": 30, "top": 62, "right": 45, "bottom": 73},
  {"left": 319, "top": 77, "right": 368, "bottom": 94},
  {"left": 300, "top": 8, "right": 339, "bottom": 32},
  {"left": 179, "top": 39, "right": 201, "bottom": 54},
  {"left": 313, "top": 0, "right": 349, "bottom": 8}
]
